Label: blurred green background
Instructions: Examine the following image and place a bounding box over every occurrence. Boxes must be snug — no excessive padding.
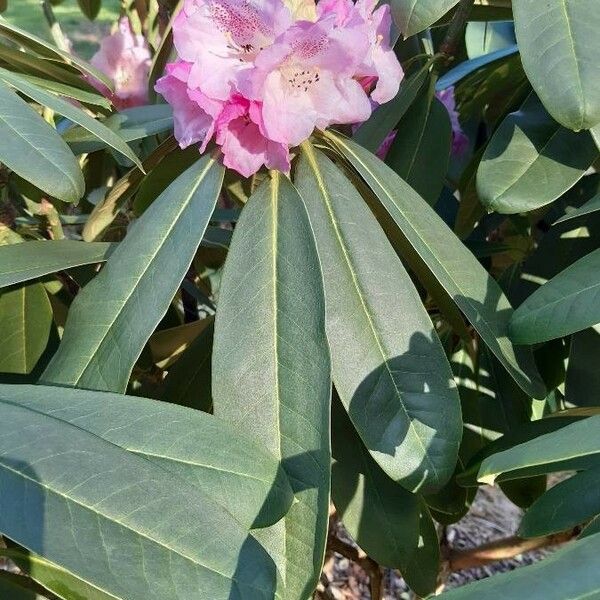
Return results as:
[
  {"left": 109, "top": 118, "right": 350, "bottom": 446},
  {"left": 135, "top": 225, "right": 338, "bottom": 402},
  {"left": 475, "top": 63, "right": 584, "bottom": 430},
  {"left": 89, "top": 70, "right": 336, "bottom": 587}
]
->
[{"left": 3, "top": 0, "right": 121, "bottom": 56}]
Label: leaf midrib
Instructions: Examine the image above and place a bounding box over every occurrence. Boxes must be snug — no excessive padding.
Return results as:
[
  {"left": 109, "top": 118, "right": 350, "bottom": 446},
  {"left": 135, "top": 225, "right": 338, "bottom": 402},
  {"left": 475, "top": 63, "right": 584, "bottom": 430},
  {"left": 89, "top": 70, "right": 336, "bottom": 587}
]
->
[
  {"left": 47, "top": 158, "right": 216, "bottom": 387},
  {"left": 301, "top": 142, "right": 440, "bottom": 483},
  {"left": 329, "top": 133, "right": 534, "bottom": 392}
]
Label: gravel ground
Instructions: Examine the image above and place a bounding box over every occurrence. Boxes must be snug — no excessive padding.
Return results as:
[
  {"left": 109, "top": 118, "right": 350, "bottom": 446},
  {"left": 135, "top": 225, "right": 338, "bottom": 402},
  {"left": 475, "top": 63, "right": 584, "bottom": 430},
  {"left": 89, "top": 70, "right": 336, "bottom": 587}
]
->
[{"left": 321, "top": 484, "right": 557, "bottom": 599}]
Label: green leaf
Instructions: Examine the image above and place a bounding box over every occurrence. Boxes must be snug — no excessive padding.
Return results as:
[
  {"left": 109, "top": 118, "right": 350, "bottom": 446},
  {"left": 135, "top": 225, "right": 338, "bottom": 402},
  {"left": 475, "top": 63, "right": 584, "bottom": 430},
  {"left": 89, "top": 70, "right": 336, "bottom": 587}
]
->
[
  {"left": 77, "top": 0, "right": 101, "bottom": 19},
  {"left": 296, "top": 142, "right": 461, "bottom": 493},
  {"left": 555, "top": 192, "right": 600, "bottom": 224},
  {"left": 509, "top": 248, "right": 600, "bottom": 344},
  {"left": 331, "top": 397, "right": 439, "bottom": 596},
  {"left": 63, "top": 105, "right": 173, "bottom": 154},
  {"left": 0, "top": 283, "right": 52, "bottom": 375},
  {"left": 512, "top": 0, "right": 600, "bottom": 130},
  {"left": 476, "top": 94, "right": 598, "bottom": 214},
  {"left": 0, "top": 547, "right": 117, "bottom": 600},
  {"left": 161, "top": 321, "right": 214, "bottom": 412},
  {"left": 0, "top": 17, "right": 113, "bottom": 92},
  {"left": 1, "top": 383, "right": 293, "bottom": 530},
  {"left": 519, "top": 467, "right": 600, "bottom": 538},
  {"left": 439, "top": 533, "right": 600, "bottom": 599},
  {"left": 353, "top": 65, "right": 429, "bottom": 153},
  {"left": 5, "top": 72, "right": 110, "bottom": 108},
  {"left": 212, "top": 172, "right": 331, "bottom": 599},
  {"left": 41, "top": 155, "right": 224, "bottom": 393},
  {"left": 0, "top": 68, "right": 143, "bottom": 170},
  {"left": 477, "top": 415, "right": 600, "bottom": 485},
  {"left": 0, "top": 387, "right": 282, "bottom": 600},
  {"left": 0, "top": 81, "right": 83, "bottom": 203},
  {"left": 436, "top": 45, "right": 518, "bottom": 89},
  {"left": 465, "top": 21, "right": 516, "bottom": 59},
  {"left": 326, "top": 132, "right": 545, "bottom": 400},
  {"left": 386, "top": 95, "right": 451, "bottom": 205},
  {"left": 390, "top": 0, "right": 459, "bottom": 36},
  {"left": 0, "top": 240, "right": 113, "bottom": 289},
  {"left": 0, "top": 572, "right": 48, "bottom": 600},
  {"left": 565, "top": 328, "right": 600, "bottom": 407},
  {"left": 133, "top": 146, "right": 200, "bottom": 215}
]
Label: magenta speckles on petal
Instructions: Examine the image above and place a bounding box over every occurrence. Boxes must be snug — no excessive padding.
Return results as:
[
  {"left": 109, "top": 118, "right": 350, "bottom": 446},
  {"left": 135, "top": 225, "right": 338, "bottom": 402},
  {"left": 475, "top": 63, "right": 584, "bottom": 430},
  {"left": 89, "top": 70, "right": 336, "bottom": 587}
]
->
[{"left": 155, "top": 0, "right": 403, "bottom": 176}]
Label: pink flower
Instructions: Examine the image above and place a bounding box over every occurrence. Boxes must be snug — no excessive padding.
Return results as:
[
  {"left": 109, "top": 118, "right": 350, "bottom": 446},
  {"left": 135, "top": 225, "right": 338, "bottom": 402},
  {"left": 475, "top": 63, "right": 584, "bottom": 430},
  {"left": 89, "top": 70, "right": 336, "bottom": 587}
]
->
[
  {"left": 155, "top": 0, "right": 403, "bottom": 176},
  {"left": 215, "top": 96, "right": 290, "bottom": 176},
  {"left": 154, "top": 62, "right": 223, "bottom": 151},
  {"left": 173, "top": 0, "right": 292, "bottom": 100},
  {"left": 318, "top": 0, "right": 403, "bottom": 104},
  {"left": 436, "top": 86, "right": 469, "bottom": 155},
  {"left": 251, "top": 18, "right": 371, "bottom": 146},
  {"left": 90, "top": 18, "right": 152, "bottom": 110}
]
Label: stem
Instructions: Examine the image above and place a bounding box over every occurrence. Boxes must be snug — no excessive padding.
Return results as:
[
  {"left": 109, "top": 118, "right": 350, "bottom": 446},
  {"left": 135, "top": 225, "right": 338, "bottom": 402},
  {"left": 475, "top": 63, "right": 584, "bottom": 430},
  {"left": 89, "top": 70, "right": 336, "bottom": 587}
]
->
[
  {"left": 40, "top": 0, "right": 71, "bottom": 53},
  {"left": 446, "top": 529, "right": 578, "bottom": 572},
  {"left": 328, "top": 535, "right": 384, "bottom": 600},
  {"left": 439, "top": 0, "right": 476, "bottom": 63}
]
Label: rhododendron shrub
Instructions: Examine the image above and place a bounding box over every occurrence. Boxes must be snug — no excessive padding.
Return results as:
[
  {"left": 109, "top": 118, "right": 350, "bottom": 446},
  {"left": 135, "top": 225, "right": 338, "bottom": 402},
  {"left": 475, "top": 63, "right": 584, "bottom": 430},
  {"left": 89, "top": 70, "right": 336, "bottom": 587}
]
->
[
  {"left": 0, "top": 1, "right": 600, "bottom": 600},
  {"left": 155, "top": 0, "right": 402, "bottom": 175}
]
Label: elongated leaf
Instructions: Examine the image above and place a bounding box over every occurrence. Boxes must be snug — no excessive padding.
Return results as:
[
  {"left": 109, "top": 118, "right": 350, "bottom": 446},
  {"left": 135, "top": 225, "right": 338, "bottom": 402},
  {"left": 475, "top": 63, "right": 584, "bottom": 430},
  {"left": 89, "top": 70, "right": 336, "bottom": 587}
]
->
[
  {"left": 465, "top": 21, "right": 516, "bottom": 59},
  {"left": 41, "top": 155, "right": 224, "bottom": 393},
  {"left": 565, "top": 328, "right": 600, "bottom": 407},
  {"left": 212, "top": 172, "right": 331, "bottom": 599},
  {"left": 390, "top": 0, "right": 459, "bottom": 36},
  {"left": 1, "top": 383, "right": 293, "bottom": 530},
  {"left": 0, "top": 240, "right": 113, "bottom": 288},
  {"left": 0, "top": 17, "right": 113, "bottom": 91},
  {"left": 477, "top": 94, "right": 598, "bottom": 214},
  {"left": 297, "top": 142, "right": 461, "bottom": 493},
  {"left": 0, "top": 68, "right": 142, "bottom": 169},
  {"left": 77, "top": 0, "right": 101, "bottom": 20},
  {"left": 0, "top": 81, "right": 83, "bottom": 203},
  {"left": 0, "top": 392, "right": 280, "bottom": 600},
  {"left": 440, "top": 533, "right": 600, "bottom": 599},
  {"left": 353, "top": 65, "right": 429, "bottom": 153},
  {"left": 0, "top": 547, "right": 116, "bottom": 600},
  {"left": 0, "top": 283, "right": 52, "bottom": 374},
  {"left": 64, "top": 104, "right": 173, "bottom": 154},
  {"left": 509, "top": 248, "right": 600, "bottom": 344},
  {"left": 0, "top": 572, "right": 48, "bottom": 600},
  {"left": 512, "top": 0, "right": 600, "bottom": 130},
  {"left": 436, "top": 45, "right": 518, "bottom": 90},
  {"left": 8, "top": 73, "right": 110, "bottom": 108},
  {"left": 555, "top": 192, "right": 600, "bottom": 224},
  {"left": 161, "top": 321, "right": 213, "bottom": 412},
  {"left": 477, "top": 415, "right": 600, "bottom": 484},
  {"left": 331, "top": 397, "right": 439, "bottom": 596},
  {"left": 519, "top": 467, "right": 600, "bottom": 538},
  {"left": 326, "top": 132, "right": 545, "bottom": 399},
  {"left": 386, "top": 95, "right": 451, "bottom": 205}
]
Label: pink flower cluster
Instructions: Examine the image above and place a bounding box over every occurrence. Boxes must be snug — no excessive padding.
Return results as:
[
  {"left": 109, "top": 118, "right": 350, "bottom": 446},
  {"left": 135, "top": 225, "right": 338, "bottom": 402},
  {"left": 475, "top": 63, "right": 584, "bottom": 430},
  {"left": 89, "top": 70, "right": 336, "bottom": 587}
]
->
[
  {"left": 155, "top": 0, "right": 403, "bottom": 176},
  {"left": 90, "top": 18, "right": 152, "bottom": 110}
]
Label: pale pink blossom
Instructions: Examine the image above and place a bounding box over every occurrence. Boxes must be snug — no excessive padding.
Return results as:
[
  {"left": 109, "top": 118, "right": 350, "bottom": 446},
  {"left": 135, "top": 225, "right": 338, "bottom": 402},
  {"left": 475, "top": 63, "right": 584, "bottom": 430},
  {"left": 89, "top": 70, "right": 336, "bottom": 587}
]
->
[
  {"left": 90, "top": 18, "right": 152, "bottom": 110},
  {"left": 173, "top": 0, "right": 292, "bottom": 100},
  {"left": 155, "top": 0, "right": 403, "bottom": 176},
  {"left": 215, "top": 96, "right": 290, "bottom": 176},
  {"left": 251, "top": 18, "right": 371, "bottom": 146},
  {"left": 436, "top": 86, "right": 469, "bottom": 155},
  {"left": 318, "top": 0, "right": 403, "bottom": 103}
]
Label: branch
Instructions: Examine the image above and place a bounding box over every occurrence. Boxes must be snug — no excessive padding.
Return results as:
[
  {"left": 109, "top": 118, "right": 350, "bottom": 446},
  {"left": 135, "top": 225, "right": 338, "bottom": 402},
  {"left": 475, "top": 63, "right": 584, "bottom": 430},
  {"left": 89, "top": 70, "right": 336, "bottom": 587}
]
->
[
  {"left": 40, "top": 0, "right": 71, "bottom": 53},
  {"left": 446, "top": 529, "right": 578, "bottom": 572},
  {"left": 327, "top": 535, "right": 384, "bottom": 600},
  {"left": 439, "top": 0, "right": 476, "bottom": 62}
]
